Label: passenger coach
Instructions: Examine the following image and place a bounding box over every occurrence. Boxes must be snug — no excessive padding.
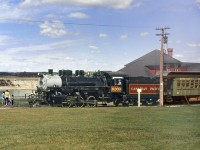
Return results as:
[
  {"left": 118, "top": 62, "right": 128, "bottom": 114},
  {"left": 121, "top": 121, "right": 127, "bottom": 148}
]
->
[{"left": 164, "top": 72, "right": 200, "bottom": 104}]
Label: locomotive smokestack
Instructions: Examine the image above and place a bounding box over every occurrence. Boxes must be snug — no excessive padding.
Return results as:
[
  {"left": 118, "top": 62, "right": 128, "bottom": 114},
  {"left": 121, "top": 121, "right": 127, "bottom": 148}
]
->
[
  {"left": 167, "top": 48, "right": 173, "bottom": 57},
  {"left": 48, "top": 69, "right": 53, "bottom": 75}
]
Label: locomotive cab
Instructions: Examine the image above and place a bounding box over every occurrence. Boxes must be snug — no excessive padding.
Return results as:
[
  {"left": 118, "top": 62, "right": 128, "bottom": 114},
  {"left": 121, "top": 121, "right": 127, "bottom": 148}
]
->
[
  {"left": 110, "top": 77, "right": 124, "bottom": 93},
  {"left": 101, "top": 71, "right": 129, "bottom": 106}
]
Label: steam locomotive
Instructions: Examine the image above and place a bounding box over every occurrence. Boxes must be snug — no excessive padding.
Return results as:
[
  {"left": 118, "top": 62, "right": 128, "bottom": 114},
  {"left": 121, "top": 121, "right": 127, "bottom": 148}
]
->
[
  {"left": 29, "top": 69, "right": 200, "bottom": 107},
  {"left": 29, "top": 69, "right": 130, "bottom": 107}
]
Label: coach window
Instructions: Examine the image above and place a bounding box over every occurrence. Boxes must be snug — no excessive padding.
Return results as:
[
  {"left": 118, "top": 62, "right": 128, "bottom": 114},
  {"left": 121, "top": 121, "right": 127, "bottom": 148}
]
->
[
  {"left": 190, "top": 80, "right": 194, "bottom": 88},
  {"left": 181, "top": 80, "right": 185, "bottom": 88},
  {"left": 198, "top": 80, "right": 200, "bottom": 88},
  {"left": 195, "top": 80, "right": 198, "bottom": 88},
  {"left": 177, "top": 80, "right": 181, "bottom": 89},
  {"left": 186, "top": 80, "right": 190, "bottom": 89}
]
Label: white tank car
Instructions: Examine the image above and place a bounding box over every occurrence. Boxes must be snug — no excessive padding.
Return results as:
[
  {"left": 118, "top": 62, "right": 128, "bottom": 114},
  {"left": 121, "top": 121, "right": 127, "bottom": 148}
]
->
[{"left": 37, "top": 74, "right": 62, "bottom": 90}]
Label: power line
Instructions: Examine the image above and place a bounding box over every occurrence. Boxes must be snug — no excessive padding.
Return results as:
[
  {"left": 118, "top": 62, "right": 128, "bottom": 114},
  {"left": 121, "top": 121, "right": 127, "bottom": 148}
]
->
[{"left": 0, "top": 18, "right": 154, "bottom": 29}]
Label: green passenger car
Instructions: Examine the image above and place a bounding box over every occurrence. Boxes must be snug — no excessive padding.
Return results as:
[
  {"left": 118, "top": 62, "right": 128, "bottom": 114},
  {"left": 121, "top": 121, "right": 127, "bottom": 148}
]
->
[{"left": 164, "top": 72, "right": 200, "bottom": 104}]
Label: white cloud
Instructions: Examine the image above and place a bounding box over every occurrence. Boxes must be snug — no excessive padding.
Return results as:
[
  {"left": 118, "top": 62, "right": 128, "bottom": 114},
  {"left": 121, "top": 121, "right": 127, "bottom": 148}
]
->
[
  {"left": 20, "top": 0, "right": 133, "bottom": 9},
  {"left": 64, "top": 56, "right": 74, "bottom": 60},
  {"left": 0, "top": 1, "right": 31, "bottom": 22},
  {"left": 89, "top": 45, "right": 98, "bottom": 49},
  {"left": 174, "top": 54, "right": 184, "bottom": 59},
  {"left": 89, "top": 45, "right": 101, "bottom": 53},
  {"left": 0, "top": 40, "right": 84, "bottom": 72},
  {"left": 173, "top": 54, "right": 184, "bottom": 60},
  {"left": 45, "top": 14, "right": 63, "bottom": 19},
  {"left": 0, "top": 35, "right": 17, "bottom": 46},
  {"left": 187, "top": 43, "right": 200, "bottom": 47},
  {"left": 68, "top": 12, "right": 89, "bottom": 19},
  {"left": 40, "top": 20, "right": 67, "bottom": 38},
  {"left": 140, "top": 32, "right": 149, "bottom": 37},
  {"left": 99, "top": 33, "right": 108, "bottom": 38},
  {"left": 4, "top": 40, "right": 79, "bottom": 54},
  {"left": 120, "top": 34, "right": 128, "bottom": 40}
]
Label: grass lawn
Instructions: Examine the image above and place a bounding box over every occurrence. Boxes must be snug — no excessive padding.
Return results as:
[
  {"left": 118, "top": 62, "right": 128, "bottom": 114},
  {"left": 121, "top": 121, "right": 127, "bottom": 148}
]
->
[{"left": 0, "top": 106, "right": 200, "bottom": 150}]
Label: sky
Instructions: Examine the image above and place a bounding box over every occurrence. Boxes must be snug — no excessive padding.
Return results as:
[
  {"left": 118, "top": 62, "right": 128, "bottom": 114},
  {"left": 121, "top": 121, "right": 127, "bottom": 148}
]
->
[{"left": 0, "top": 0, "right": 200, "bottom": 72}]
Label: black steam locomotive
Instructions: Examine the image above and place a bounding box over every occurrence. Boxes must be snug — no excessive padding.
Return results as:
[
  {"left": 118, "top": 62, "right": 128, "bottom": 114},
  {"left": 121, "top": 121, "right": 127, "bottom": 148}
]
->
[
  {"left": 29, "top": 69, "right": 200, "bottom": 107},
  {"left": 29, "top": 69, "right": 130, "bottom": 107}
]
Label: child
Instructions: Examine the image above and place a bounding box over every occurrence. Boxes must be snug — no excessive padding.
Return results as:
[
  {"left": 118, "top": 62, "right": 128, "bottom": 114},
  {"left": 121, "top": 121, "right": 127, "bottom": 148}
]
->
[{"left": 11, "top": 94, "right": 14, "bottom": 106}]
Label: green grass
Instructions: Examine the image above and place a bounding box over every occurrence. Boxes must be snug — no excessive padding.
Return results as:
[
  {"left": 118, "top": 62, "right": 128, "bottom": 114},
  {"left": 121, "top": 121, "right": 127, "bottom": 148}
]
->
[{"left": 0, "top": 106, "right": 200, "bottom": 150}]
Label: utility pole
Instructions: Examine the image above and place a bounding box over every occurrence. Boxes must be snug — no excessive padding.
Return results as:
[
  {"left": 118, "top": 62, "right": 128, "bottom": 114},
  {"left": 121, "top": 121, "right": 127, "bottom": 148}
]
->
[{"left": 156, "top": 27, "right": 170, "bottom": 106}]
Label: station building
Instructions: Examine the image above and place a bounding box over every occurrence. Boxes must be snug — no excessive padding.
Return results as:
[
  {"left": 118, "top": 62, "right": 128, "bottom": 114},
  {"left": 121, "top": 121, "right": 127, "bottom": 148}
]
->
[{"left": 119, "top": 48, "right": 200, "bottom": 77}]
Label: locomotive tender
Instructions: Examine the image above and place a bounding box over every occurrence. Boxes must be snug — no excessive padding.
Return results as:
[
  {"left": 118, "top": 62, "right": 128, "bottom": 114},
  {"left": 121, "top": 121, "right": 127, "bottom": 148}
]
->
[{"left": 29, "top": 69, "right": 200, "bottom": 107}]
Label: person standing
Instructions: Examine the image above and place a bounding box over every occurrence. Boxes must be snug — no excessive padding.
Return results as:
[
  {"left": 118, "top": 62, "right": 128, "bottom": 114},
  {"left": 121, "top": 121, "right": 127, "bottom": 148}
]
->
[
  {"left": 4, "top": 90, "right": 10, "bottom": 106},
  {"left": 2, "top": 91, "right": 5, "bottom": 105},
  {"left": 11, "top": 94, "right": 14, "bottom": 106}
]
